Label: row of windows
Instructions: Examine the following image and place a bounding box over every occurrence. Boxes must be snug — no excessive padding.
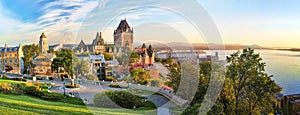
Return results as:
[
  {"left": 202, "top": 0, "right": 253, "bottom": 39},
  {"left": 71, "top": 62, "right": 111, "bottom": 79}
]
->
[
  {"left": 0, "top": 53, "right": 18, "bottom": 57},
  {"left": 0, "top": 59, "right": 19, "bottom": 64}
]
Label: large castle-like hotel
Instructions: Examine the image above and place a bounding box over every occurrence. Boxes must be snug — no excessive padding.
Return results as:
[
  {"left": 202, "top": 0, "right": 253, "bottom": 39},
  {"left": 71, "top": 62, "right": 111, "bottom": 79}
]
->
[{"left": 74, "top": 19, "right": 134, "bottom": 55}]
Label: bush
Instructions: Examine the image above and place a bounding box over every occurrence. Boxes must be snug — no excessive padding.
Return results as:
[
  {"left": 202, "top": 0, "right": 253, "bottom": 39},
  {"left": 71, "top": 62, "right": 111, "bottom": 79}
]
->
[
  {"left": 93, "top": 91, "right": 143, "bottom": 108},
  {"left": 150, "top": 79, "right": 162, "bottom": 87},
  {"left": 41, "top": 93, "right": 62, "bottom": 100},
  {"left": 109, "top": 84, "right": 121, "bottom": 88},
  {"left": 65, "top": 84, "right": 79, "bottom": 88},
  {"left": 87, "top": 74, "right": 98, "bottom": 81},
  {"left": 1, "top": 74, "right": 9, "bottom": 79},
  {"left": 49, "top": 77, "right": 54, "bottom": 80},
  {"left": 0, "top": 83, "right": 12, "bottom": 94},
  {"left": 11, "top": 77, "right": 26, "bottom": 82},
  {"left": 24, "top": 86, "right": 44, "bottom": 97},
  {"left": 105, "top": 76, "right": 116, "bottom": 82},
  {"left": 141, "top": 101, "right": 157, "bottom": 110}
]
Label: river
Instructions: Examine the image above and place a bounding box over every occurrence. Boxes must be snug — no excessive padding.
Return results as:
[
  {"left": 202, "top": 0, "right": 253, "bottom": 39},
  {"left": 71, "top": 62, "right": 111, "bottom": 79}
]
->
[{"left": 208, "top": 49, "right": 300, "bottom": 95}]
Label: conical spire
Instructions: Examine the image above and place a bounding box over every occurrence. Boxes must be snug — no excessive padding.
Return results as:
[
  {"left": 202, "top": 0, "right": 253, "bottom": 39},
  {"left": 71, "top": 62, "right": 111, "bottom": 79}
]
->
[
  {"left": 40, "top": 32, "right": 47, "bottom": 38},
  {"left": 96, "top": 32, "right": 99, "bottom": 39},
  {"left": 148, "top": 44, "right": 152, "bottom": 50},
  {"left": 142, "top": 43, "right": 146, "bottom": 48}
]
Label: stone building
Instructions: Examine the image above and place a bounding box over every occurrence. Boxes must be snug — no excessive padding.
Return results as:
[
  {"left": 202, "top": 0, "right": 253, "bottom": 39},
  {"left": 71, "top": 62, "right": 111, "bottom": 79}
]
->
[
  {"left": 39, "top": 33, "right": 49, "bottom": 54},
  {"left": 75, "top": 19, "right": 134, "bottom": 55},
  {"left": 139, "top": 43, "right": 155, "bottom": 67},
  {"left": 33, "top": 33, "right": 56, "bottom": 76},
  {"left": 74, "top": 32, "right": 105, "bottom": 55},
  {"left": 0, "top": 44, "right": 24, "bottom": 74},
  {"left": 113, "top": 19, "right": 134, "bottom": 53}
]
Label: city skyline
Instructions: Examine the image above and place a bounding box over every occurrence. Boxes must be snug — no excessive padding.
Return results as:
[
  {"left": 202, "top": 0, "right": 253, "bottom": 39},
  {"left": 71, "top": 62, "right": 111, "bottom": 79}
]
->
[{"left": 0, "top": 0, "right": 300, "bottom": 48}]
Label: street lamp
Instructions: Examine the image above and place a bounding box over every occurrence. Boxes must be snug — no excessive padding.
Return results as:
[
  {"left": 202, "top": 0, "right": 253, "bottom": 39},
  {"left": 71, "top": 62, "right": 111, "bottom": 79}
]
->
[
  {"left": 58, "top": 66, "right": 66, "bottom": 98},
  {"left": 63, "top": 80, "right": 66, "bottom": 98}
]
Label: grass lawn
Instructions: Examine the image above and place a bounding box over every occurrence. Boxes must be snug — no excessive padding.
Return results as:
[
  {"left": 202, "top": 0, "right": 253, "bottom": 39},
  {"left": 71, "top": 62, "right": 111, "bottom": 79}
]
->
[
  {"left": 0, "top": 79, "right": 25, "bottom": 84},
  {"left": 0, "top": 94, "right": 157, "bottom": 115}
]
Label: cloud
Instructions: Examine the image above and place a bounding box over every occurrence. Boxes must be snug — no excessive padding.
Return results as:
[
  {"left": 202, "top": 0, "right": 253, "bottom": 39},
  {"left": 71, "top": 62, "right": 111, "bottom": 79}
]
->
[{"left": 0, "top": 0, "right": 99, "bottom": 45}]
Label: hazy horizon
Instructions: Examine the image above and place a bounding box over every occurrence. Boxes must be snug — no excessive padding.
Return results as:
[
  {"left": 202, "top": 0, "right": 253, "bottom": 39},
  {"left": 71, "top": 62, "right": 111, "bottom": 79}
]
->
[{"left": 1, "top": 0, "right": 300, "bottom": 48}]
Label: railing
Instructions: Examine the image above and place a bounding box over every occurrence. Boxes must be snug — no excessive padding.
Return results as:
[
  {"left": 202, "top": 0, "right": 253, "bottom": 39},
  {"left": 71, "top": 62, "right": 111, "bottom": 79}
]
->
[
  {"left": 74, "top": 79, "right": 188, "bottom": 105},
  {"left": 129, "top": 84, "right": 188, "bottom": 106}
]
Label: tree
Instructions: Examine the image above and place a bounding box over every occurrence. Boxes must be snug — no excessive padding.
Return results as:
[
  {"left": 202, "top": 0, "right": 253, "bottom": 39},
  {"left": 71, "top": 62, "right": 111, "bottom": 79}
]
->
[
  {"left": 97, "top": 65, "right": 106, "bottom": 80},
  {"left": 51, "top": 49, "right": 75, "bottom": 78},
  {"left": 130, "top": 52, "right": 140, "bottom": 64},
  {"left": 87, "top": 73, "right": 98, "bottom": 81},
  {"left": 103, "top": 53, "right": 113, "bottom": 60},
  {"left": 166, "top": 65, "right": 181, "bottom": 92},
  {"left": 130, "top": 67, "right": 150, "bottom": 85},
  {"left": 74, "top": 59, "right": 90, "bottom": 77},
  {"left": 130, "top": 52, "right": 139, "bottom": 59},
  {"left": 226, "top": 48, "right": 282, "bottom": 114},
  {"left": 169, "top": 61, "right": 225, "bottom": 114},
  {"left": 22, "top": 44, "right": 39, "bottom": 73},
  {"left": 116, "top": 54, "right": 129, "bottom": 66}
]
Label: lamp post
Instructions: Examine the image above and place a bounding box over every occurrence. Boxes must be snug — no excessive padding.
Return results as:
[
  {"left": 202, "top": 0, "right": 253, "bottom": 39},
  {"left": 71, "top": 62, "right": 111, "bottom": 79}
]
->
[
  {"left": 63, "top": 80, "right": 66, "bottom": 98},
  {"left": 58, "top": 66, "right": 66, "bottom": 98}
]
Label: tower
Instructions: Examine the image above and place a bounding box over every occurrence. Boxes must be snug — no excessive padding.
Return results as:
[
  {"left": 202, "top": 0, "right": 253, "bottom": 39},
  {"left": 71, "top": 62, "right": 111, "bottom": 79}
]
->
[
  {"left": 39, "top": 33, "right": 49, "bottom": 54},
  {"left": 93, "top": 32, "right": 105, "bottom": 55},
  {"left": 114, "top": 19, "right": 133, "bottom": 52}
]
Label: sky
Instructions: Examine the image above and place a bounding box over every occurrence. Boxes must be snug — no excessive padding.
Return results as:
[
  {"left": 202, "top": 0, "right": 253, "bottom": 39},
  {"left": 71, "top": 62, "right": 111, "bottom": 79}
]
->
[{"left": 0, "top": 0, "right": 300, "bottom": 48}]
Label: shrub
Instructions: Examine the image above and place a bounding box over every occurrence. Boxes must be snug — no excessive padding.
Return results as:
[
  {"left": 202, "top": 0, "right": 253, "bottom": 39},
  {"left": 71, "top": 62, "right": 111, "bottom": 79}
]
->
[
  {"left": 109, "top": 84, "right": 121, "bottom": 88},
  {"left": 59, "top": 96, "right": 85, "bottom": 105},
  {"left": 23, "top": 76, "right": 33, "bottom": 80},
  {"left": 11, "top": 77, "right": 26, "bottom": 82},
  {"left": 150, "top": 79, "right": 162, "bottom": 87},
  {"left": 49, "top": 77, "right": 54, "bottom": 80},
  {"left": 2, "top": 74, "right": 9, "bottom": 79},
  {"left": 0, "top": 83, "right": 12, "bottom": 94},
  {"left": 41, "top": 93, "right": 62, "bottom": 100},
  {"left": 65, "top": 84, "right": 79, "bottom": 88},
  {"left": 141, "top": 101, "right": 157, "bottom": 110},
  {"left": 24, "top": 86, "right": 44, "bottom": 97},
  {"left": 93, "top": 91, "right": 143, "bottom": 108},
  {"left": 105, "top": 76, "right": 116, "bottom": 82},
  {"left": 87, "top": 74, "right": 98, "bottom": 81}
]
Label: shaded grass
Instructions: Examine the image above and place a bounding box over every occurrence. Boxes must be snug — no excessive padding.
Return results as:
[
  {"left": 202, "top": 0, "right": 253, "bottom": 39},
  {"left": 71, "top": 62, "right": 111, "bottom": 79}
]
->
[{"left": 0, "top": 94, "right": 157, "bottom": 115}]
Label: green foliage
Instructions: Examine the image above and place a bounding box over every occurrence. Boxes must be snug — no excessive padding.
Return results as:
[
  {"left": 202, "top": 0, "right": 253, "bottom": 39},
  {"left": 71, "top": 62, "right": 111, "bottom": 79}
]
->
[
  {"left": 105, "top": 76, "right": 116, "bottom": 82},
  {"left": 225, "top": 48, "right": 282, "bottom": 114},
  {"left": 22, "top": 44, "right": 40, "bottom": 70},
  {"left": 150, "top": 79, "right": 162, "bottom": 87},
  {"left": 93, "top": 91, "right": 143, "bottom": 108},
  {"left": 130, "top": 67, "right": 150, "bottom": 85},
  {"left": 140, "top": 101, "right": 157, "bottom": 110},
  {"left": 0, "top": 76, "right": 26, "bottom": 82},
  {"left": 86, "top": 73, "right": 98, "bottom": 81},
  {"left": 109, "top": 84, "right": 121, "bottom": 88},
  {"left": 74, "top": 59, "right": 90, "bottom": 77},
  {"left": 1, "top": 75, "right": 8, "bottom": 79},
  {"left": 166, "top": 65, "right": 181, "bottom": 92},
  {"left": 115, "top": 54, "right": 130, "bottom": 66},
  {"left": 65, "top": 84, "right": 79, "bottom": 88},
  {"left": 52, "top": 49, "right": 75, "bottom": 77},
  {"left": 103, "top": 53, "right": 113, "bottom": 60},
  {"left": 0, "top": 83, "right": 26, "bottom": 95},
  {"left": 76, "top": 52, "right": 91, "bottom": 56},
  {"left": 0, "top": 79, "right": 85, "bottom": 106},
  {"left": 41, "top": 93, "right": 61, "bottom": 100},
  {"left": 24, "top": 86, "right": 45, "bottom": 98},
  {"left": 155, "top": 57, "right": 172, "bottom": 65},
  {"left": 130, "top": 52, "right": 140, "bottom": 59}
]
